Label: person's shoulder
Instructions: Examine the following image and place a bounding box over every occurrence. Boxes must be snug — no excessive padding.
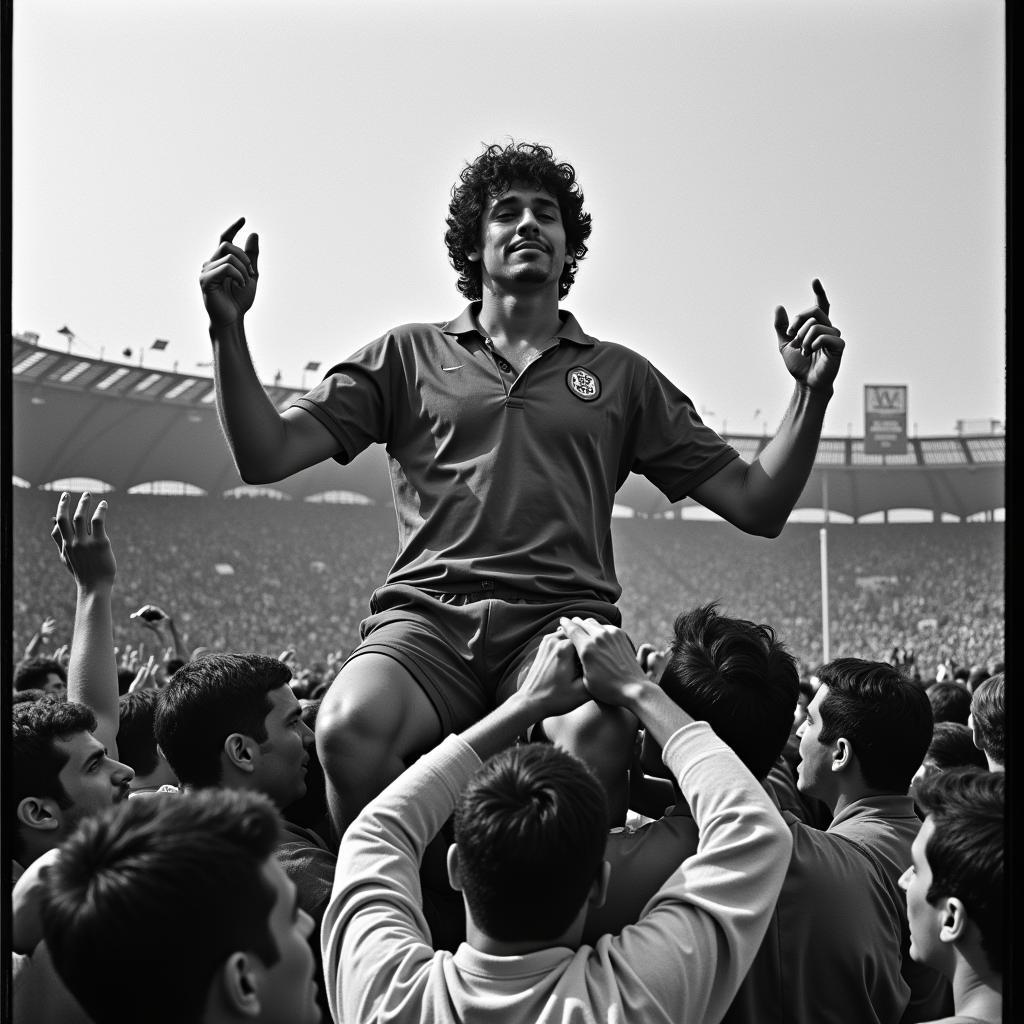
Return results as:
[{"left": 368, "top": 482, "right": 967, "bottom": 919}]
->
[
  {"left": 383, "top": 320, "right": 451, "bottom": 337},
  {"left": 277, "top": 819, "right": 334, "bottom": 854},
  {"left": 582, "top": 334, "right": 644, "bottom": 362}
]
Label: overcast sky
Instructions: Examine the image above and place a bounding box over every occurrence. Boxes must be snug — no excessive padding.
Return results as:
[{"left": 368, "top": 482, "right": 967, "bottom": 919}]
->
[{"left": 13, "top": 0, "right": 1004, "bottom": 438}]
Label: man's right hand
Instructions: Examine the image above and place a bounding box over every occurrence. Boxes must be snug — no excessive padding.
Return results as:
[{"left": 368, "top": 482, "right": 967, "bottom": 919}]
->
[
  {"left": 559, "top": 617, "right": 650, "bottom": 707},
  {"left": 51, "top": 493, "right": 116, "bottom": 593},
  {"left": 200, "top": 217, "right": 259, "bottom": 328}
]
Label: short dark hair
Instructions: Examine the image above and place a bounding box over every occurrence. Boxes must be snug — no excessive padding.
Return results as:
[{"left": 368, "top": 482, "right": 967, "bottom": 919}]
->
[
  {"left": 817, "top": 658, "right": 933, "bottom": 792},
  {"left": 453, "top": 743, "right": 607, "bottom": 942},
  {"left": 926, "top": 681, "right": 972, "bottom": 726},
  {"left": 117, "top": 690, "right": 162, "bottom": 776},
  {"left": 41, "top": 789, "right": 282, "bottom": 1024},
  {"left": 164, "top": 656, "right": 186, "bottom": 677},
  {"left": 659, "top": 603, "right": 799, "bottom": 781},
  {"left": 13, "top": 656, "right": 66, "bottom": 692},
  {"left": 12, "top": 688, "right": 49, "bottom": 705},
  {"left": 445, "top": 141, "right": 592, "bottom": 301},
  {"left": 116, "top": 667, "right": 136, "bottom": 696},
  {"left": 970, "top": 674, "right": 1004, "bottom": 765},
  {"left": 154, "top": 653, "right": 292, "bottom": 788},
  {"left": 967, "top": 664, "right": 990, "bottom": 692},
  {"left": 924, "top": 722, "right": 988, "bottom": 772},
  {"left": 915, "top": 767, "right": 1004, "bottom": 973},
  {"left": 11, "top": 700, "right": 97, "bottom": 860}
]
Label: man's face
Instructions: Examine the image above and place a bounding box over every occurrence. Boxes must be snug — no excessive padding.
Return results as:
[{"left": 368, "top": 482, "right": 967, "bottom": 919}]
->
[
  {"left": 54, "top": 731, "right": 134, "bottom": 830},
  {"left": 470, "top": 185, "right": 569, "bottom": 295},
  {"left": 898, "top": 817, "right": 953, "bottom": 976},
  {"left": 253, "top": 686, "right": 314, "bottom": 809},
  {"left": 42, "top": 674, "right": 67, "bottom": 698},
  {"left": 254, "top": 856, "right": 320, "bottom": 1024},
  {"left": 796, "top": 685, "right": 835, "bottom": 803}
]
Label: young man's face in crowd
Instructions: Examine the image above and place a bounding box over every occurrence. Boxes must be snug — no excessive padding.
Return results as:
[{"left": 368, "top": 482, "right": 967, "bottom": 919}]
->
[
  {"left": 254, "top": 686, "right": 314, "bottom": 809},
  {"left": 41, "top": 673, "right": 67, "bottom": 699},
  {"left": 472, "top": 185, "right": 568, "bottom": 293},
  {"left": 796, "top": 685, "right": 833, "bottom": 801},
  {"left": 55, "top": 731, "right": 134, "bottom": 828},
  {"left": 898, "top": 817, "right": 952, "bottom": 976},
  {"left": 253, "top": 856, "right": 321, "bottom": 1024}
]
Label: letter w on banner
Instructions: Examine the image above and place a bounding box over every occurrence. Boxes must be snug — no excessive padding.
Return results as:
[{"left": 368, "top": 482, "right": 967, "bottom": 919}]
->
[{"left": 864, "top": 384, "right": 908, "bottom": 454}]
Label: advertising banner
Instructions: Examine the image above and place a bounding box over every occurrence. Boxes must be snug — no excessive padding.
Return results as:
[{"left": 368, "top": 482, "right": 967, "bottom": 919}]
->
[{"left": 864, "top": 385, "right": 908, "bottom": 454}]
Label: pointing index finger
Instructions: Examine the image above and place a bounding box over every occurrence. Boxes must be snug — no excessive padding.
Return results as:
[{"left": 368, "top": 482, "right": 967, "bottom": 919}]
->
[
  {"left": 219, "top": 217, "right": 246, "bottom": 245},
  {"left": 812, "top": 278, "right": 830, "bottom": 317}
]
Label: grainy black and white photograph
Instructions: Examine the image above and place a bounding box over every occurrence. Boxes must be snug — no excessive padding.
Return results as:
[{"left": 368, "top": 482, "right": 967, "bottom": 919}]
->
[{"left": 7, "top": 1, "right": 1006, "bottom": 1022}]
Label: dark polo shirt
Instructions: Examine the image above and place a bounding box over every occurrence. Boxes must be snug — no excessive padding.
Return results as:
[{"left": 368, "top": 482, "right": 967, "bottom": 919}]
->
[{"left": 292, "top": 304, "right": 737, "bottom": 602}]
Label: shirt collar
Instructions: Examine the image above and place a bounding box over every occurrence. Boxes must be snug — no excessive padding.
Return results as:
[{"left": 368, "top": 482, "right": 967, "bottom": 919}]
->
[
  {"left": 441, "top": 302, "right": 595, "bottom": 347},
  {"left": 829, "top": 793, "right": 918, "bottom": 829}
]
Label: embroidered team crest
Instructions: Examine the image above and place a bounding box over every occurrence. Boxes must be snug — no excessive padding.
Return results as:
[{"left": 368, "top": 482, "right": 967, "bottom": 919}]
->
[{"left": 566, "top": 367, "right": 601, "bottom": 402}]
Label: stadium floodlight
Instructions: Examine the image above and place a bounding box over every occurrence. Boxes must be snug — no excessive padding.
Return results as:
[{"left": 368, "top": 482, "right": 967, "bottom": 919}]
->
[
  {"left": 152, "top": 339, "right": 169, "bottom": 351},
  {"left": 58, "top": 325, "right": 75, "bottom": 352}
]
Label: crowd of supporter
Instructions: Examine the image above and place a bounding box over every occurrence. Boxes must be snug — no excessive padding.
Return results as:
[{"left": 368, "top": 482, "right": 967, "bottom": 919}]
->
[
  {"left": 10, "top": 488, "right": 1004, "bottom": 689},
  {"left": 9, "top": 489, "right": 1006, "bottom": 1024}
]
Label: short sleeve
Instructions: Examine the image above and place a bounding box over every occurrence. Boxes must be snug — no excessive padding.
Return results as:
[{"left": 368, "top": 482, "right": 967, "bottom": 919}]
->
[
  {"left": 290, "top": 334, "right": 400, "bottom": 465},
  {"left": 631, "top": 361, "right": 739, "bottom": 501}
]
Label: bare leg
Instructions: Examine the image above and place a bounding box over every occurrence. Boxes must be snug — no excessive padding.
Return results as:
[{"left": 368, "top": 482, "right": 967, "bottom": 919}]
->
[
  {"left": 541, "top": 702, "right": 638, "bottom": 827},
  {"left": 316, "top": 653, "right": 442, "bottom": 841}
]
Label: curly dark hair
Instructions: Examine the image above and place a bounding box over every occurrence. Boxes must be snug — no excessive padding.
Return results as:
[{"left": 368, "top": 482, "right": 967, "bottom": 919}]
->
[{"left": 445, "top": 141, "right": 592, "bottom": 301}]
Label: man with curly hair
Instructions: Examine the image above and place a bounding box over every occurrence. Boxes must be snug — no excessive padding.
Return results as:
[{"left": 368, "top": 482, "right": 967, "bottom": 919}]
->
[{"left": 200, "top": 140, "right": 846, "bottom": 838}]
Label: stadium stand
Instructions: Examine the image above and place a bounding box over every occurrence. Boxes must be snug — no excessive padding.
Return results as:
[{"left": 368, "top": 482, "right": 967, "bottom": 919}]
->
[
  {"left": 11, "top": 489, "right": 1003, "bottom": 682},
  {"left": 11, "top": 335, "right": 1004, "bottom": 681}
]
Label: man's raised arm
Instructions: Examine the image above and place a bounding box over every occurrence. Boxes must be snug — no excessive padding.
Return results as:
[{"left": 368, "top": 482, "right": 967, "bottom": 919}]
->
[
  {"left": 51, "top": 493, "right": 119, "bottom": 753},
  {"left": 690, "top": 278, "right": 845, "bottom": 537},
  {"left": 561, "top": 616, "right": 792, "bottom": 1022},
  {"left": 199, "top": 217, "right": 338, "bottom": 483}
]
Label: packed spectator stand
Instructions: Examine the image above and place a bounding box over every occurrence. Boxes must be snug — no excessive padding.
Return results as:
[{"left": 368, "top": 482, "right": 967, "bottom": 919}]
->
[{"left": 11, "top": 488, "right": 1004, "bottom": 684}]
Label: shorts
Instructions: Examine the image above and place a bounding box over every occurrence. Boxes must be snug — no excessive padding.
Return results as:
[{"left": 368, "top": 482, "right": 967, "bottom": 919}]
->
[{"left": 344, "top": 583, "right": 621, "bottom": 733}]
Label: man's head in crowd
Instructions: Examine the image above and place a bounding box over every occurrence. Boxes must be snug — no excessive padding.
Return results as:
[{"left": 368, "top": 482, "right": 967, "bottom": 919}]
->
[
  {"left": 910, "top": 722, "right": 988, "bottom": 803},
  {"left": 654, "top": 603, "right": 800, "bottom": 782},
  {"left": 899, "top": 768, "right": 1004, "bottom": 983},
  {"left": 13, "top": 656, "right": 67, "bottom": 698},
  {"left": 117, "top": 690, "right": 178, "bottom": 792},
  {"left": 967, "top": 663, "right": 990, "bottom": 693},
  {"left": 11, "top": 700, "right": 134, "bottom": 868},
  {"left": 926, "top": 681, "right": 972, "bottom": 726},
  {"left": 12, "top": 688, "right": 49, "bottom": 705},
  {"left": 154, "top": 653, "right": 313, "bottom": 808},
  {"left": 116, "top": 667, "right": 137, "bottom": 696},
  {"left": 40, "top": 789, "right": 321, "bottom": 1024},
  {"left": 450, "top": 743, "right": 609, "bottom": 950},
  {"left": 797, "top": 658, "right": 933, "bottom": 810},
  {"left": 968, "top": 673, "right": 1004, "bottom": 772}
]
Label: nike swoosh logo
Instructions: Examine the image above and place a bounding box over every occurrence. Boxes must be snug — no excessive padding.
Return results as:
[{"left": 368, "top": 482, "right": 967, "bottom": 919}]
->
[{"left": 441, "top": 365, "right": 464, "bottom": 371}]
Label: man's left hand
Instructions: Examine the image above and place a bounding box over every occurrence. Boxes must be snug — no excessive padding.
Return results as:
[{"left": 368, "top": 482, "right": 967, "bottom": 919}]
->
[
  {"left": 775, "top": 279, "right": 845, "bottom": 393},
  {"left": 516, "top": 632, "right": 588, "bottom": 718}
]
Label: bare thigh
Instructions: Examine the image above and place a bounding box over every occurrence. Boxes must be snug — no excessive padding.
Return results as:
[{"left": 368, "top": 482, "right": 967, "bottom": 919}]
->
[{"left": 316, "top": 653, "right": 443, "bottom": 835}]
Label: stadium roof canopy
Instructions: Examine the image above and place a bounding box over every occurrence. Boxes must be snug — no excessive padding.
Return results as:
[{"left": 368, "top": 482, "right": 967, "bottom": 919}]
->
[{"left": 12, "top": 335, "right": 1004, "bottom": 521}]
